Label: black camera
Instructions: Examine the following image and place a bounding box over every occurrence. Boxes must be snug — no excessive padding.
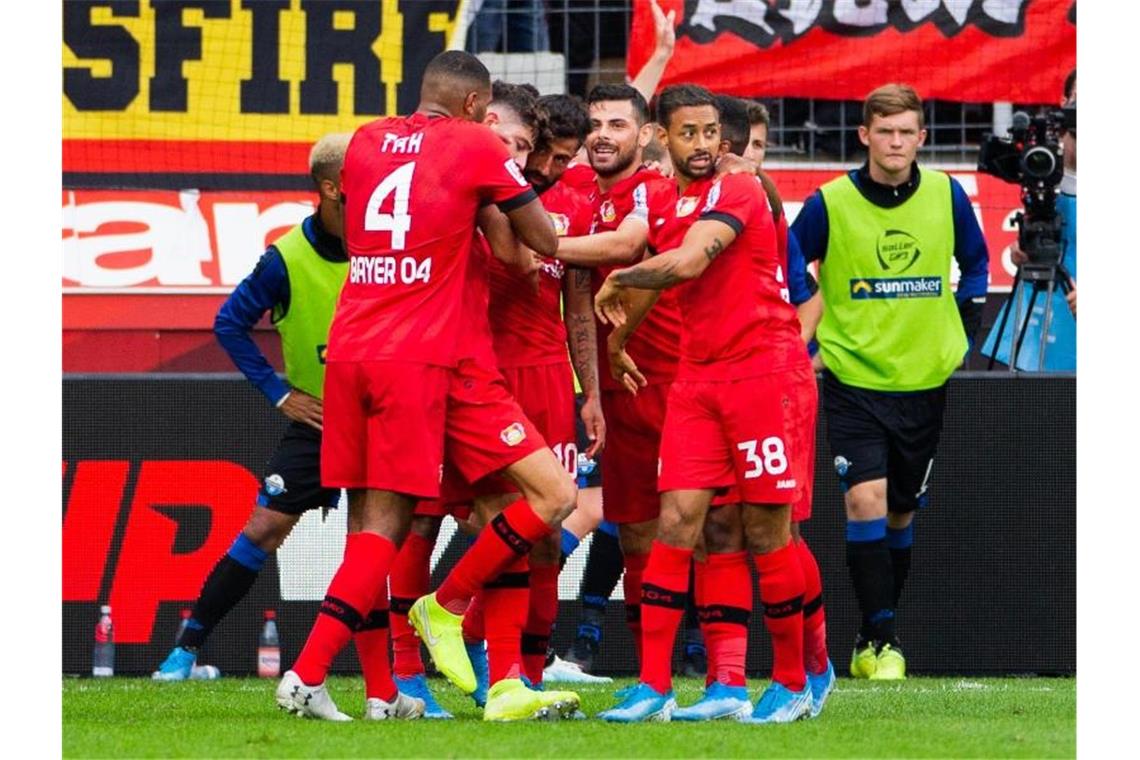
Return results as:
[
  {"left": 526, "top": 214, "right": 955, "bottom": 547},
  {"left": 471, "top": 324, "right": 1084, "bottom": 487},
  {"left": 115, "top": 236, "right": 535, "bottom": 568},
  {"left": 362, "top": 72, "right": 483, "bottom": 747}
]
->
[{"left": 977, "top": 107, "right": 1074, "bottom": 267}]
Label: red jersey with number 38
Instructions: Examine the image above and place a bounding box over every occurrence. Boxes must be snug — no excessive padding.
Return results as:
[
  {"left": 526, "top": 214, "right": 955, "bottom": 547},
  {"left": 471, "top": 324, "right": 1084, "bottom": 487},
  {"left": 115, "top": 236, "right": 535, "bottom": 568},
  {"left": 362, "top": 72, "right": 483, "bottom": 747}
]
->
[
  {"left": 329, "top": 113, "right": 537, "bottom": 366},
  {"left": 653, "top": 173, "right": 806, "bottom": 380}
]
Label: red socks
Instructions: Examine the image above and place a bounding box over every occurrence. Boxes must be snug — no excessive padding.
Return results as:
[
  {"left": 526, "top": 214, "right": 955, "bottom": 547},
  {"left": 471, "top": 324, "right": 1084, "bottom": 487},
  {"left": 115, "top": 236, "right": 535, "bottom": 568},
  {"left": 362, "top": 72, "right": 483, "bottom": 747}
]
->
[
  {"left": 522, "top": 562, "right": 560, "bottom": 685},
  {"left": 795, "top": 536, "right": 830, "bottom": 675},
  {"left": 292, "top": 532, "right": 396, "bottom": 686},
  {"left": 435, "top": 500, "right": 550, "bottom": 614},
  {"left": 754, "top": 541, "right": 806, "bottom": 692},
  {"left": 484, "top": 555, "right": 529, "bottom": 684},
  {"left": 354, "top": 597, "right": 396, "bottom": 701},
  {"left": 389, "top": 531, "right": 434, "bottom": 678},
  {"left": 638, "top": 541, "right": 692, "bottom": 694},
  {"left": 622, "top": 552, "right": 649, "bottom": 663},
  {"left": 699, "top": 551, "right": 752, "bottom": 688},
  {"left": 461, "top": 591, "right": 486, "bottom": 644}
]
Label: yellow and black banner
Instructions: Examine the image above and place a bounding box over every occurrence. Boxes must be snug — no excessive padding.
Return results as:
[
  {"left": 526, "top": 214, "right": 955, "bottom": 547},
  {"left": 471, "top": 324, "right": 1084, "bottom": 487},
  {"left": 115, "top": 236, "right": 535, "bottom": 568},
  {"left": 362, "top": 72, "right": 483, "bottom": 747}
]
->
[{"left": 63, "top": 0, "right": 465, "bottom": 174}]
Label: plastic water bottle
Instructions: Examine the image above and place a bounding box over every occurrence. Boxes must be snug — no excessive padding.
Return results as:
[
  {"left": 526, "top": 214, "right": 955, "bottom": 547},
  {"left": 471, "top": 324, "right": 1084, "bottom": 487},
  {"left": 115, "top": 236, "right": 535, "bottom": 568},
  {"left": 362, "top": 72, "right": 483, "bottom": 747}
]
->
[
  {"left": 92, "top": 605, "right": 114, "bottom": 677},
  {"left": 175, "top": 608, "right": 191, "bottom": 644},
  {"left": 257, "top": 610, "right": 280, "bottom": 678}
]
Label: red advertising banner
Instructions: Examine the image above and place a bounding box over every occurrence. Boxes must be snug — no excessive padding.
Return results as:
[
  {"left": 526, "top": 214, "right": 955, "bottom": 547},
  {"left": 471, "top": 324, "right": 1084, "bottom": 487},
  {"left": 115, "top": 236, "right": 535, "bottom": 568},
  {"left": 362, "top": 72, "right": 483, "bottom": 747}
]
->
[
  {"left": 628, "top": 0, "right": 1075, "bottom": 103},
  {"left": 61, "top": 170, "right": 1023, "bottom": 303}
]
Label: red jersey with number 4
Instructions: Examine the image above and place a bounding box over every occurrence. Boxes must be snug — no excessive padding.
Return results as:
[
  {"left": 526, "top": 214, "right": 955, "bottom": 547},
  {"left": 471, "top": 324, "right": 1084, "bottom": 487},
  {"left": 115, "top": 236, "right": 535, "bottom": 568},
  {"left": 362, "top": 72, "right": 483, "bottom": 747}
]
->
[
  {"left": 654, "top": 173, "right": 806, "bottom": 380},
  {"left": 488, "top": 181, "right": 593, "bottom": 368},
  {"left": 330, "top": 113, "right": 536, "bottom": 366},
  {"left": 586, "top": 168, "right": 681, "bottom": 390}
]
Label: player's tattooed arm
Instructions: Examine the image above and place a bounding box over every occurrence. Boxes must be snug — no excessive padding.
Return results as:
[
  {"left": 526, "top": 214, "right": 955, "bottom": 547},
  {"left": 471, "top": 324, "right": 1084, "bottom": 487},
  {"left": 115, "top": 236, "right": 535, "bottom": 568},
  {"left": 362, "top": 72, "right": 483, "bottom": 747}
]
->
[
  {"left": 555, "top": 217, "right": 648, "bottom": 266},
  {"left": 595, "top": 219, "right": 738, "bottom": 326},
  {"left": 565, "top": 267, "right": 607, "bottom": 454},
  {"left": 565, "top": 267, "right": 601, "bottom": 399}
]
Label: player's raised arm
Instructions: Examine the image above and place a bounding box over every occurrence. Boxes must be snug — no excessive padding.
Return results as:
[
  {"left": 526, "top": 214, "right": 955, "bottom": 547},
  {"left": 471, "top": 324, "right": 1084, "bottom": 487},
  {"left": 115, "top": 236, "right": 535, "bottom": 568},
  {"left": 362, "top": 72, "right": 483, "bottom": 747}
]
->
[{"left": 629, "top": 0, "right": 676, "bottom": 104}]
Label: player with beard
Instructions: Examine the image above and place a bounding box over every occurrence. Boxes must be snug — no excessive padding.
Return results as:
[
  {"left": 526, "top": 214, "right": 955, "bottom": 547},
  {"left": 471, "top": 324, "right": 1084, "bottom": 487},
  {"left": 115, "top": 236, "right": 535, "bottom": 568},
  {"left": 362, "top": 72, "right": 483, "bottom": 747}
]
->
[
  {"left": 551, "top": 83, "right": 681, "bottom": 669},
  {"left": 595, "top": 84, "right": 816, "bottom": 724}
]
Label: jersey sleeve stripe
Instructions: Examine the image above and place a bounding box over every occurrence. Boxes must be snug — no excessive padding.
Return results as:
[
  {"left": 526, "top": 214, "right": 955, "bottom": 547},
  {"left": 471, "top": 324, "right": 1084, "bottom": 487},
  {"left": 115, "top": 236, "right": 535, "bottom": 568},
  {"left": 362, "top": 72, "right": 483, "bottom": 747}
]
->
[
  {"left": 699, "top": 210, "right": 745, "bottom": 236},
  {"left": 496, "top": 187, "right": 540, "bottom": 213}
]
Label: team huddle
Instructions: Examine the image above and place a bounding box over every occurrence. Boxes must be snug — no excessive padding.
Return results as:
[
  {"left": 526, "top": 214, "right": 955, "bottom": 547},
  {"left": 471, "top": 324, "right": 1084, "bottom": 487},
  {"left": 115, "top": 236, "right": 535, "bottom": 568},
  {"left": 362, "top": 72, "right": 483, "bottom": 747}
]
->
[{"left": 155, "top": 43, "right": 987, "bottom": 724}]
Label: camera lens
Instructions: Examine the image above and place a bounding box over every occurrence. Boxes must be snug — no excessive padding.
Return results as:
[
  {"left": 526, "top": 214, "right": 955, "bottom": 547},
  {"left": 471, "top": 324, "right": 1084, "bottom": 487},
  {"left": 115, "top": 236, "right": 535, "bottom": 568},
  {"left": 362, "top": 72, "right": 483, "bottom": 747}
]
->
[{"left": 1022, "top": 146, "right": 1056, "bottom": 179}]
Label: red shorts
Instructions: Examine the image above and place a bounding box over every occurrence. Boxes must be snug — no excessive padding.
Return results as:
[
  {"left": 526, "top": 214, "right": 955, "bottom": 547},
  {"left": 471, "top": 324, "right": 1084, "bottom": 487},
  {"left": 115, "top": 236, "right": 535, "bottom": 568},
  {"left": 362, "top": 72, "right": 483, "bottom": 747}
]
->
[
  {"left": 501, "top": 362, "right": 578, "bottom": 478},
  {"left": 442, "top": 357, "right": 547, "bottom": 490},
  {"left": 600, "top": 383, "right": 670, "bottom": 524},
  {"left": 658, "top": 365, "right": 817, "bottom": 507},
  {"left": 320, "top": 360, "right": 449, "bottom": 498}
]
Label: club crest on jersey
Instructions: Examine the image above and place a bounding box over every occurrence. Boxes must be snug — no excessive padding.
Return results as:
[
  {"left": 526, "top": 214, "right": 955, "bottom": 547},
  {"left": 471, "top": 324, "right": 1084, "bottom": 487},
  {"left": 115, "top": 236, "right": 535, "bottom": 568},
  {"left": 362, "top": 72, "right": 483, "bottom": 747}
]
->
[
  {"left": 676, "top": 195, "right": 700, "bottom": 217},
  {"left": 548, "top": 212, "right": 571, "bottom": 236},
  {"left": 600, "top": 200, "right": 616, "bottom": 223},
  {"left": 500, "top": 422, "right": 527, "bottom": 447},
  {"left": 540, "top": 258, "right": 565, "bottom": 280}
]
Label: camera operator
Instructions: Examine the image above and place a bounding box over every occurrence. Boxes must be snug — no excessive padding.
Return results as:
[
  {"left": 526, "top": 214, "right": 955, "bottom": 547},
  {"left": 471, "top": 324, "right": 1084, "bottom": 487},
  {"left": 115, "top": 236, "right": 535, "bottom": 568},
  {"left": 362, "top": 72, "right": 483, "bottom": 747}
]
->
[
  {"left": 981, "top": 71, "right": 1076, "bottom": 370},
  {"left": 789, "top": 83, "right": 990, "bottom": 681}
]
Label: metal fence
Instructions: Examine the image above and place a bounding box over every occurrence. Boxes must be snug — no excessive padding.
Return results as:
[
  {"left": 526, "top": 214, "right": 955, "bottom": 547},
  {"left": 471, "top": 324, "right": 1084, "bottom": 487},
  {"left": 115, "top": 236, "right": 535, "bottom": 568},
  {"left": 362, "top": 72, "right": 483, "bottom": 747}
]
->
[{"left": 468, "top": 1, "right": 1053, "bottom": 165}]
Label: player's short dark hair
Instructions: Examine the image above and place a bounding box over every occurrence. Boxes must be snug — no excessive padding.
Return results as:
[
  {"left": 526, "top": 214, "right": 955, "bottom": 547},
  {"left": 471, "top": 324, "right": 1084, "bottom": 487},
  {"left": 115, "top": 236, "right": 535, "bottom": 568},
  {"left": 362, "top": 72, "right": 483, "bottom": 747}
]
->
[
  {"left": 422, "top": 50, "right": 491, "bottom": 90},
  {"left": 586, "top": 83, "right": 650, "bottom": 126},
  {"left": 715, "top": 95, "right": 751, "bottom": 156},
  {"left": 1063, "top": 68, "right": 1076, "bottom": 102},
  {"left": 656, "top": 84, "right": 718, "bottom": 129},
  {"left": 538, "top": 93, "right": 590, "bottom": 147},
  {"left": 746, "top": 100, "right": 770, "bottom": 129},
  {"left": 492, "top": 80, "right": 550, "bottom": 146}
]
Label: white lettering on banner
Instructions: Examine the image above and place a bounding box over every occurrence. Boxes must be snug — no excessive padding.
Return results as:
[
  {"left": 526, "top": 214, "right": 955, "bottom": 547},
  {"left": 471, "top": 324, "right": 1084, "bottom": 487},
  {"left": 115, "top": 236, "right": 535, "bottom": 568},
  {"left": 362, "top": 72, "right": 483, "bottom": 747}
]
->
[
  {"left": 214, "top": 201, "right": 315, "bottom": 286},
  {"left": 684, "top": 0, "right": 1028, "bottom": 44},
  {"left": 63, "top": 192, "right": 313, "bottom": 291},
  {"left": 63, "top": 190, "right": 214, "bottom": 287}
]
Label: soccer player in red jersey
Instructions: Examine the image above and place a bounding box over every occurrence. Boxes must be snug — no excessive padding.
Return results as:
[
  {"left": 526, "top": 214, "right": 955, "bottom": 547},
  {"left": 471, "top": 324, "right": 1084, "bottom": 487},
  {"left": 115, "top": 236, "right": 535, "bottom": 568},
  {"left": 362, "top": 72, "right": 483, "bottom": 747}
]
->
[
  {"left": 399, "top": 82, "right": 589, "bottom": 722},
  {"left": 482, "top": 93, "right": 607, "bottom": 690},
  {"left": 595, "top": 84, "right": 817, "bottom": 724},
  {"left": 275, "top": 51, "right": 559, "bottom": 722},
  {"left": 550, "top": 83, "right": 682, "bottom": 666}
]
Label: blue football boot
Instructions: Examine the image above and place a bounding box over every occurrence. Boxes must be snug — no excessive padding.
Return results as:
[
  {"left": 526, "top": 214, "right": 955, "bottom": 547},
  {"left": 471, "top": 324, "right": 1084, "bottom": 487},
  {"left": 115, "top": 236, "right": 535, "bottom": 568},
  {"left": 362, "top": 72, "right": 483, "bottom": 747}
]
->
[
  {"left": 807, "top": 659, "right": 836, "bottom": 718},
  {"left": 740, "top": 681, "right": 813, "bottom": 724},
  {"left": 394, "top": 673, "right": 454, "bottom": 719},
  {"left": 598, "top": 682, "right": 677, "bottom": 723},
  {"left": 671, "top": 681, "right": 752, "bottom": 721},
  {"left": 465, "top": 641, "right": 490, "bottom": 708},
  {"left": 151, "top": 646, "right": 196, "bottom": 681}
]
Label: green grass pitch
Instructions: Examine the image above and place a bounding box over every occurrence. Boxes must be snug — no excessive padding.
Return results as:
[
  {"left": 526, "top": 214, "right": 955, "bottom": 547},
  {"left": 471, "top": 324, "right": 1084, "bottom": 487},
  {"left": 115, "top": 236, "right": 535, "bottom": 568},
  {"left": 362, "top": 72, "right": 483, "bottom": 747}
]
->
[{"left": 63, "top": 675, "right": 1074, "bottom": 758}]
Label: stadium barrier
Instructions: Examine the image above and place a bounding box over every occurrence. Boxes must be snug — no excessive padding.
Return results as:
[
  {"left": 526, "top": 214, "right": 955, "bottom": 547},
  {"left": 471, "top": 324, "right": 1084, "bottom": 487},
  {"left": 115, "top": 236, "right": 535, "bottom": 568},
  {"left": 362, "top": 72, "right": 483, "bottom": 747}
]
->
[{"left": 62, "top": 373, "right": 1074, "bottom": 677}]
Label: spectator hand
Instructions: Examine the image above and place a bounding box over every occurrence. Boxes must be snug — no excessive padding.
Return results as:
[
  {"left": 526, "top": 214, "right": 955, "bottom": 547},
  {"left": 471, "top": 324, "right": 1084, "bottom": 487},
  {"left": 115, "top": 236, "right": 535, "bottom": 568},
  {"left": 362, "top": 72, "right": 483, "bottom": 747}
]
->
[
  {"left": 280, "top": 389, "right": 323, "bottom": 431},
  {"left": 649, "top": 0, "right": 676, "bottom": 59},
  {"left": 1066, "top": 280, "right": 1076, "bottom": 317},
  {"left": 579, "top": 394, "right": 607, "bottom": 456}
]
